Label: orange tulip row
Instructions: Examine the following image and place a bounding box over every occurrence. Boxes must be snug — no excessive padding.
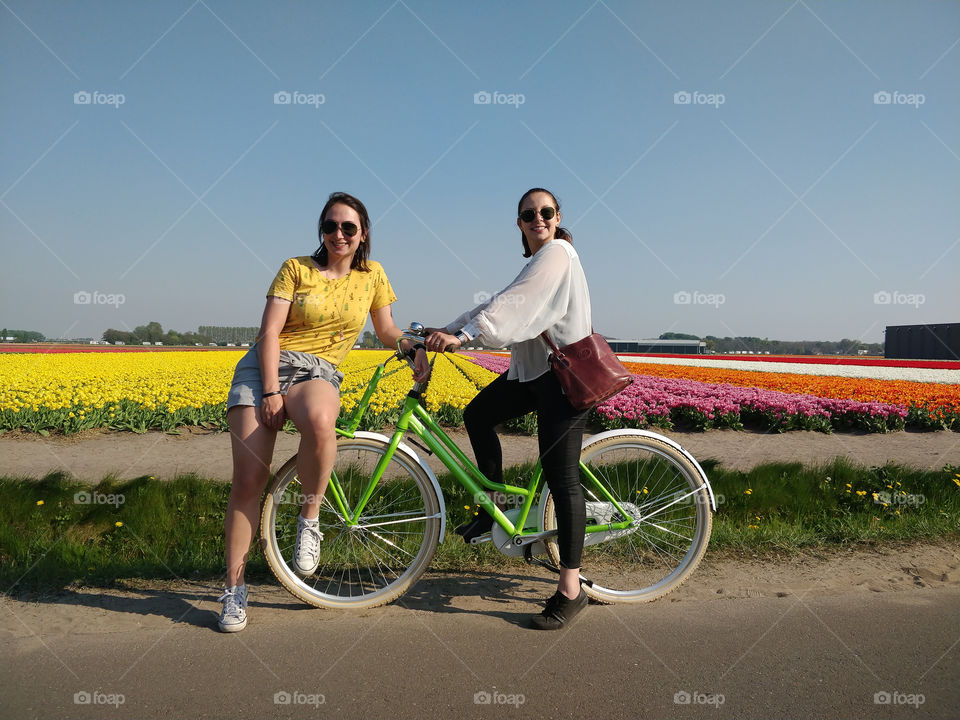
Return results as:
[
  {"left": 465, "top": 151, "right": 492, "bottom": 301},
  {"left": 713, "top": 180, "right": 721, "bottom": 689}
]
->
[{"left": 621, "top": 361, "right": 959, "bottom": 412}]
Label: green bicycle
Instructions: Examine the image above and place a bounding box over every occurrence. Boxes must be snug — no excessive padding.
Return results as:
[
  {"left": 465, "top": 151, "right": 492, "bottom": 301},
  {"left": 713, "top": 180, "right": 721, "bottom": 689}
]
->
[{"left": 260, "top": 324, "right": 716, "bottom": 610}]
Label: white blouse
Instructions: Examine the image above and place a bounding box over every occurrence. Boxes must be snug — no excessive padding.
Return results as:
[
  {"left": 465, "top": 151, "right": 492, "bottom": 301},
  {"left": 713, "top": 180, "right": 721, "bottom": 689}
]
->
[{"left": 444, "top": 239, "right": 592, "bottom": 382}]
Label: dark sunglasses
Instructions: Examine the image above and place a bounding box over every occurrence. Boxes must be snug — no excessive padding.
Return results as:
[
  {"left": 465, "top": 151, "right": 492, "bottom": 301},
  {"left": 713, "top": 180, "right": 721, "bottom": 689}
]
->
[
  {"left": 321, "top": 219, "right": 360, "bottom": 237},
  {"left": 518, "top": 206, "right": 557, "bottom": 223}
]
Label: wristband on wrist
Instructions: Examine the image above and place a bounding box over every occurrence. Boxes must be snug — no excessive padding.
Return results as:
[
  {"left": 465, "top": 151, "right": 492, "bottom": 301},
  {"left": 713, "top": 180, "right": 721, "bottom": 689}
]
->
[{"left": 262, "top": 390, "right": 282, "bottom": 398}]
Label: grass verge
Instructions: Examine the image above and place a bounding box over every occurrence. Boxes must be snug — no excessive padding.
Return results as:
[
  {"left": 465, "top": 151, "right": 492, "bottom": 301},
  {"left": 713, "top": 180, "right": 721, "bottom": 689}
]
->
[{"left": 2, "top": 459, "right": 958, "bottom": 593}]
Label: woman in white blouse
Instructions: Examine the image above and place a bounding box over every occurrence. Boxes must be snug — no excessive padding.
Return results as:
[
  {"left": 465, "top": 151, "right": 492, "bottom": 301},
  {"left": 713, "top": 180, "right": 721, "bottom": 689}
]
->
[{"left": 425, "top": 188, "right": 592, "bottom": 630}]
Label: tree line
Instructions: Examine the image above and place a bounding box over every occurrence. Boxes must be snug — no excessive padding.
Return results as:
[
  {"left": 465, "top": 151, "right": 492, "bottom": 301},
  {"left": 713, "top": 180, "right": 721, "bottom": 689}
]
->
[{"left": 659, "top": 332, "right": 883, "bottom": 355}]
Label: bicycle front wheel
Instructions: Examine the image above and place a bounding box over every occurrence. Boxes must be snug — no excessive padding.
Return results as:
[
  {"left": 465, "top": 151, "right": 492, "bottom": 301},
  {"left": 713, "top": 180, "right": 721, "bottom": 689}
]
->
[
  {"left": 542, "top": 433, "right": 712, "bottom": 604},
  {"left": 260, "top": 437, "right": 442, "bottom": 609}
]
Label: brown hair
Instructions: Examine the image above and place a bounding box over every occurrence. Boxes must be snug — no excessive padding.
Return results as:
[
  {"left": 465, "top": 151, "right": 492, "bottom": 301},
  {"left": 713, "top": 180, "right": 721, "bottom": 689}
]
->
[
  {"left": 312, "top": 192, "right": 372, "bottom": 271},
  {"left": 518, "top": 187, "right": 573, "bottom": 258}
]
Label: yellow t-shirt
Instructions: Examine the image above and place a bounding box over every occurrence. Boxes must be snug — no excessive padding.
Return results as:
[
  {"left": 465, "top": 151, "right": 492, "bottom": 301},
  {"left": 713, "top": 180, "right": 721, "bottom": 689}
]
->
[{"left": 267, "top": 256, "right": 397, "bottom": 365}]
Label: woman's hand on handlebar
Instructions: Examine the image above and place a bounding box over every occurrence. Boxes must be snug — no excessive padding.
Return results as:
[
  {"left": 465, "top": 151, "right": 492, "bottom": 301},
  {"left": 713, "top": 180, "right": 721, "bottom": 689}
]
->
[
  {"left": 425, "top": 331, "right": 460, "bottom": 353},
  {"left": 257, "top": 393, "right": 286, "bottom": 431}
]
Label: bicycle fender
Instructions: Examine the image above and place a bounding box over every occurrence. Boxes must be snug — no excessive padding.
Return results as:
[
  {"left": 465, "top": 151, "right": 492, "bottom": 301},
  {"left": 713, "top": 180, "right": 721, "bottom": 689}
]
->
[
  {"left": 351, "top": 431, "right": 448, "bottom": 543},
  {"left": 582, "top": 429, "right": 718, "bottom": 511}
]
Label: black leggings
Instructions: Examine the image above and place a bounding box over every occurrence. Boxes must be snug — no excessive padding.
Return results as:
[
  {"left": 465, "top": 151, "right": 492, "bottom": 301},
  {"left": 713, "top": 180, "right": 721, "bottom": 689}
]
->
[{"left": 463, "top": 371, "right": 588, "bottom": 569}]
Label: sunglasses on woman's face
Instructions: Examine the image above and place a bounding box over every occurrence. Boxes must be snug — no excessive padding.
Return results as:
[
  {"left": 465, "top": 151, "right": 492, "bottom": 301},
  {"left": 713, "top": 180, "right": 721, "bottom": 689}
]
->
[
  {"left": 518, "top": 206, "right": 557, "bottom": 223},
  {"left": 321, "top": 220, "right": 360, "bottom": 237}
]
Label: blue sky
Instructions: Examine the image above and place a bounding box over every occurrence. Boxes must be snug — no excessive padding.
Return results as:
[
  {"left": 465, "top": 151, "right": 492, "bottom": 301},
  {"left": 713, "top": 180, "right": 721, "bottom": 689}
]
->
[{"left": 1, "top": 0, "right": 957, "bottom": 344}]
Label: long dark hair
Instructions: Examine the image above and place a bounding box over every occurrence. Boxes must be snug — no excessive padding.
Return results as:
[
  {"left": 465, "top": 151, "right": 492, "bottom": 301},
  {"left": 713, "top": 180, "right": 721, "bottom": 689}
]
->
[
  {"left": 518, "top": 187, "right": 573, "bottom": 258},
  {"left": 311, "top": 192, "right": 372, "bottom": 271}
]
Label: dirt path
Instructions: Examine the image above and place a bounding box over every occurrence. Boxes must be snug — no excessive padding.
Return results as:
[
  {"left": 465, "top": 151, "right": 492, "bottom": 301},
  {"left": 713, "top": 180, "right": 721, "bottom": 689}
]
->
[
  {"left": 1, "top": 426, "right": 958, "bottom": 482},
  {"left": 2, "top": 541, "right": 958, "bottom": 719}
]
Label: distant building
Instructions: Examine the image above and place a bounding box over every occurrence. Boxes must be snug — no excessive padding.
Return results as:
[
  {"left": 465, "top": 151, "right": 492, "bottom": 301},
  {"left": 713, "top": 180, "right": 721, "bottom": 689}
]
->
[
  {"left": 885, "top": 323, "right": 960, "bottom": 360},
  {"left": 607, "top": 338, "right": 706, "bottom": 355}
]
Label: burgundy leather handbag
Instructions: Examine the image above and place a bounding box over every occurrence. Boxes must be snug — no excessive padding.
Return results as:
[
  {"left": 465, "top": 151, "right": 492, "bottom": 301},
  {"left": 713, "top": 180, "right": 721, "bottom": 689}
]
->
[{"left": 540, "top": 331, "right": 634, "bottom": 410}]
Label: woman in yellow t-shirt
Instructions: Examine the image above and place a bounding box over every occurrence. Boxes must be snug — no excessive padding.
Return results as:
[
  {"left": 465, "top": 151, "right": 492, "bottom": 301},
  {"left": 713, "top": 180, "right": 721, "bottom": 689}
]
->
[{"left": 218, "top": 192, "right": 429, "bottom": 632}]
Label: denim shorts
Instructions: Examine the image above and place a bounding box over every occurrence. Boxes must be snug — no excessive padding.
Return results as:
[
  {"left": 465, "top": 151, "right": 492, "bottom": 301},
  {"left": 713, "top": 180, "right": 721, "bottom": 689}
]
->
[{"left": 226, "top": 343, "right": 344, "bottom": 410}]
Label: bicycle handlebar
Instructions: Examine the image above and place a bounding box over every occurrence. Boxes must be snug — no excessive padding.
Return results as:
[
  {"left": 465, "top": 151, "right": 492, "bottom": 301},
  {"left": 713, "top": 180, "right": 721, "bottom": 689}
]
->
[{"left": 395, "top": 322, "right": 458, "bottom": 358}]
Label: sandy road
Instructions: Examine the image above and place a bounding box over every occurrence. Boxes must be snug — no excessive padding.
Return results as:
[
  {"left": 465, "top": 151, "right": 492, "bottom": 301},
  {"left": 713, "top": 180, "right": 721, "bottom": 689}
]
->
[{"left": 2, "top": 542, "right": 959, "bottom": 719}]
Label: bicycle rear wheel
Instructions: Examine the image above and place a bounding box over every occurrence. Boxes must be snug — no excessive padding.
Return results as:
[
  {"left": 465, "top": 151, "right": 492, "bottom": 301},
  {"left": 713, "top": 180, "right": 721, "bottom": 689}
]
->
[
  {"left": 260, "top": 437, "right": 442, "bottom": 609},
  {"left": 542, "top": 433, "right": 712, "bottom": 604}
]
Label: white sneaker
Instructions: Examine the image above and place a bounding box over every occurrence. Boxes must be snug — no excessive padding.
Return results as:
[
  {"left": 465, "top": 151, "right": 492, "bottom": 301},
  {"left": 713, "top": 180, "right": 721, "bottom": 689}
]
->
[
  {"left": 292, "top": 515, "right": 324, "bottom": 577},
  {"left": 217, "top": 584, "right": 247, "bottom": 632}
]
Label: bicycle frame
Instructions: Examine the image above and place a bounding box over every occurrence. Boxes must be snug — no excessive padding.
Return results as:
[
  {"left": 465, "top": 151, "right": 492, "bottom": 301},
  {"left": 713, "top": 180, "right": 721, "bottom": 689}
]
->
[{"left": 328, "top": 352, "right": 637, "bottom": 542}]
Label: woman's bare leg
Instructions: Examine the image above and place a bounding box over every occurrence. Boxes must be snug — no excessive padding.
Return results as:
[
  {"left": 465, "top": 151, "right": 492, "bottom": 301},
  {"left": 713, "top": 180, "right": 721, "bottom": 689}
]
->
[
  {"left": 224, "top": 405, "right": 277, "bottom": 587},
  {"left": 282, "top": 379, "right": 341, "bottom": 519}
]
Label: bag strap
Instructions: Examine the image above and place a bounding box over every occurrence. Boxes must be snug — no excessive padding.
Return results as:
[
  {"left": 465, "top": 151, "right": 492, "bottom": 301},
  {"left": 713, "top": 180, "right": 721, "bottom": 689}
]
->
[
  {"left": 539, "top": 331, "right": 560, "bottom": 355},
  {"left": 540, "top": 327, "right": 596, "bottom": 352}
]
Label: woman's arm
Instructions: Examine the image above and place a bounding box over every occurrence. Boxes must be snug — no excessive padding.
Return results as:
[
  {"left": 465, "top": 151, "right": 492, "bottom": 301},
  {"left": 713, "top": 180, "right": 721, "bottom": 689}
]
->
[
  {"left": 370, "top": 305, "right": 430, "bottom": 382},
  {"left": 257, "top": 297, "right": 292, "bottom": 430},
  {"left": 442, "top": 243, "right": 571, "bottom": 349}
]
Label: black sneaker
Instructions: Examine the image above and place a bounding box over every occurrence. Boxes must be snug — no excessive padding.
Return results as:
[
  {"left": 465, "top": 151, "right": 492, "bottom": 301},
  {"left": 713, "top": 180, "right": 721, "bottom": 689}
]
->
[
  {"left": 529, "top": 588, "right": 588, "bottom": 630},
  {"left": 454, "top": 513, "right": 493, "bottom": 543}
]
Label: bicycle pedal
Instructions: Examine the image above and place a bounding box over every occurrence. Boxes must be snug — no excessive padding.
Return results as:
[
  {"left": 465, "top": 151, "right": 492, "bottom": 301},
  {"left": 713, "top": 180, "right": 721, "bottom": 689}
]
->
[{"left": 469, "top": 532, "right": 492, "bottom": 545}]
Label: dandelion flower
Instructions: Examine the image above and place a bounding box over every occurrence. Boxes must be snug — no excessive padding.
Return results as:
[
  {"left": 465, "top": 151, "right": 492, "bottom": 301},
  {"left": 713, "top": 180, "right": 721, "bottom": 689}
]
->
[
  {"left": 115, "top": 521, "right": 123, "bottom": 528},
  {"left": 36, "top": 500, "right": 44, "bottom": 506},
  {"left": 744, "top": 489, "right": 752, "bottom": 495}
]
